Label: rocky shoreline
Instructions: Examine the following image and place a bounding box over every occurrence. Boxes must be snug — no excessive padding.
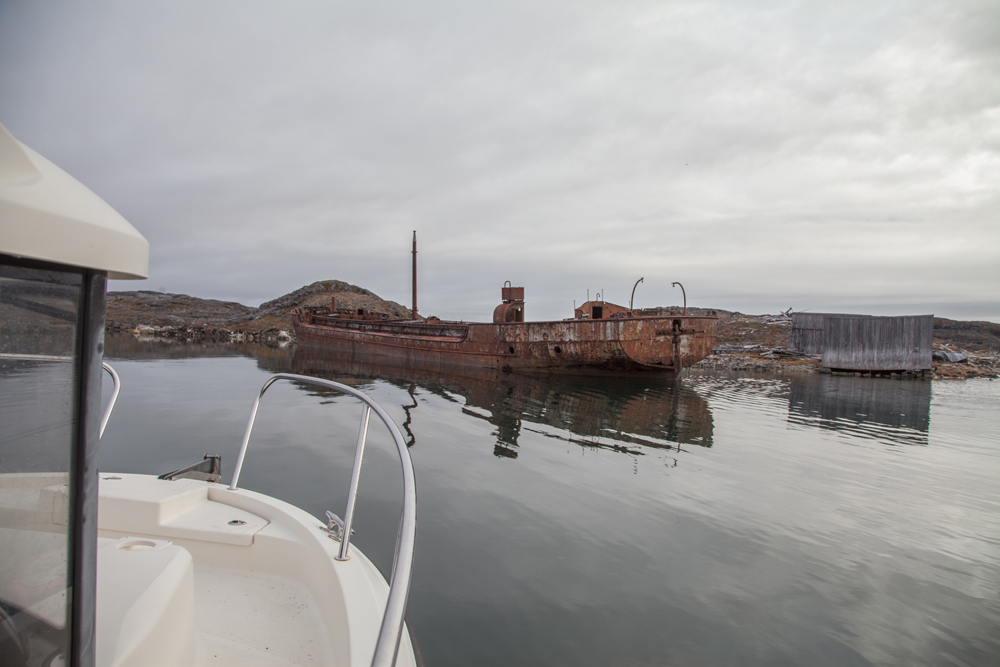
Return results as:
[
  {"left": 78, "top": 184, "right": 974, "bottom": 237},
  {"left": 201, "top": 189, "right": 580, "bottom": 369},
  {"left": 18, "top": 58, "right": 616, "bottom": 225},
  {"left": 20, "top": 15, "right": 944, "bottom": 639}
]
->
[
  {"left": 106, "top": 284, "right": 1000, "bottom": 380},
  {"left": 691, "top": 349, "right": 1000, "bottom": 379},
  {"left": 689, "top": 311, "right": 1000, "bottom": 379}
]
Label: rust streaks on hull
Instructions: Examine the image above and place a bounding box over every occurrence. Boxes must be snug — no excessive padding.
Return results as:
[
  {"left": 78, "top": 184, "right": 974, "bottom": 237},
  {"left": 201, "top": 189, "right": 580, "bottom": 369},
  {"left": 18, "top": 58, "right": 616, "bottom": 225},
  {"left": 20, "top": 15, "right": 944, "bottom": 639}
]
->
[{"left": 294, "top": 310, "right": 718, "bottom": 377}]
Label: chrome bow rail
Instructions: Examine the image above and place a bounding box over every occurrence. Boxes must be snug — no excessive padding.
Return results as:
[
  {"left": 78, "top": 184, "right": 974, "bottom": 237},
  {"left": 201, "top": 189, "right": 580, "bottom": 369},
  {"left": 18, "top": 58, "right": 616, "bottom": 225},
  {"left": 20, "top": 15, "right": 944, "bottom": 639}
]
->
[
  {"left": 100, "top": 362, "right": 121, "bottom": 439},
  {"left": 228, "top": 373, "right": 417, "bottom": 667}
]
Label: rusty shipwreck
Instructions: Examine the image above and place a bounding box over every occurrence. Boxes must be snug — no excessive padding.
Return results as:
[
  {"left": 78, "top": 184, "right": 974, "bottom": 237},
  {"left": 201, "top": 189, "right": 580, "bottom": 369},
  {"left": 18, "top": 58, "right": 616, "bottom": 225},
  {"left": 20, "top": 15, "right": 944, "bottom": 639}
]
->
[
  {"left": 294, "top": 233, "right": 716, "bottom": 376},
  {"left": 293, "top": 283, "right": 717, "bottom": 376}
]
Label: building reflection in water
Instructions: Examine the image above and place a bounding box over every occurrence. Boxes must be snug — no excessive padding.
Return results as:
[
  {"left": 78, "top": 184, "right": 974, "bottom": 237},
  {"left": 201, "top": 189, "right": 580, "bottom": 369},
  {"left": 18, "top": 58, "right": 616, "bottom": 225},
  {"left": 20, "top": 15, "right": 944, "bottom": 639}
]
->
[
  {"left": 291, "top": 345, "right": 714, "bottom": 459},
  {"left": 786, "top": 374, "right": 932, "bottom": 446}
]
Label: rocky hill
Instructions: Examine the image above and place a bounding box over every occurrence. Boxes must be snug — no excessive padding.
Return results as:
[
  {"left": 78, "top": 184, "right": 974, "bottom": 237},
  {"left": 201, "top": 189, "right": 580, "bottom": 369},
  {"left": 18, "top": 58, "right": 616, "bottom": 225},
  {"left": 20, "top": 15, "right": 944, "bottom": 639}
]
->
[
  {"left": 106, "top": 280, "right": 410, "bottom": 344},
  {"left": 931, "top": 317, "right": 1000, "bottom": 355}
]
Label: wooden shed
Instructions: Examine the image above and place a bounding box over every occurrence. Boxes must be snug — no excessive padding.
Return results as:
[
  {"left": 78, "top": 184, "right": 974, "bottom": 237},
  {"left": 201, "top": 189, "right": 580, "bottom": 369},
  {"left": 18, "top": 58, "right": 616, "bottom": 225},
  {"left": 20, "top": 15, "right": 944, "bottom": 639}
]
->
[
  {"left": 791, "top": 312, "right": 869, "bottom": 354},
  {"left": 821, "top": 315, "right": 933, "bottom": 373}
]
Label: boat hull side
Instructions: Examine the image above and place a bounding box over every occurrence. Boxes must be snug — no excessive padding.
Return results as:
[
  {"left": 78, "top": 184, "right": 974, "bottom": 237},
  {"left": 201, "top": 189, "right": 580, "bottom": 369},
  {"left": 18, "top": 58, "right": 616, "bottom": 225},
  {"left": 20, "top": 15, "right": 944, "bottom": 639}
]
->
[
  {"left": 616, "top": 317, "right": 718, "bottom": 370},
  {"left": 293, "top": 315, "right": 717, "bottom": 376}
]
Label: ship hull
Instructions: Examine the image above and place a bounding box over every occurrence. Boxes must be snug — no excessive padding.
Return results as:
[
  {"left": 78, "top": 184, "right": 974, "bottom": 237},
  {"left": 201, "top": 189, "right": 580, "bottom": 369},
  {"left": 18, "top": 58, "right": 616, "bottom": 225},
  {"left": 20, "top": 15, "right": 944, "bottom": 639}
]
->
[{"left": 293, "top": 312, "right": 717, "bottom": 376}]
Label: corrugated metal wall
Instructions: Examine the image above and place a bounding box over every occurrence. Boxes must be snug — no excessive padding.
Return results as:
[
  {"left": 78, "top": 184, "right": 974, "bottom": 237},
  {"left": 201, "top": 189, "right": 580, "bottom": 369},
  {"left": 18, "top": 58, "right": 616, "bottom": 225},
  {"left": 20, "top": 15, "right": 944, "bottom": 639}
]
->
[{"left": 821, "top": 315, "right": 933, "bottom": 371}]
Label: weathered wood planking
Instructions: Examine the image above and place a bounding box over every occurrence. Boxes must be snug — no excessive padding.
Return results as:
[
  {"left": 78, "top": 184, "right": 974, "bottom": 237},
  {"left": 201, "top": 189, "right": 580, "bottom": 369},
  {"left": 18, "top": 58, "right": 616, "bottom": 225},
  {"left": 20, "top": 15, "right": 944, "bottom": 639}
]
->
[
  {"left": 791, "top": 313, "right": 869, "bottom": 354},
  {"left": 821, "top": 315, "right": 933, "bottom": 371}
]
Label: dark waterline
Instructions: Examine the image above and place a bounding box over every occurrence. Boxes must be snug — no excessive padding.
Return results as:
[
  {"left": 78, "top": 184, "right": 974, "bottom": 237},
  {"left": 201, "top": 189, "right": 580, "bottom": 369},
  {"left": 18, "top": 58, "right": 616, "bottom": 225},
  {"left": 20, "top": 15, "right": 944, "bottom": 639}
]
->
[{"left": 99, "top": 337, "right": 1000, "bottom": 666}]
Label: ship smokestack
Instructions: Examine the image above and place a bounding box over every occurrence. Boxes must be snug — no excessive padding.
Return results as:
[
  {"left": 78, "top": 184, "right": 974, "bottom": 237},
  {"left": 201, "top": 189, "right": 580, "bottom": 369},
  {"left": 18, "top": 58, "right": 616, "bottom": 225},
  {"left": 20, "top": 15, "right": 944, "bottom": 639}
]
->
[{"left": 411, "top": 231, "right": 418, "bottom": 319}]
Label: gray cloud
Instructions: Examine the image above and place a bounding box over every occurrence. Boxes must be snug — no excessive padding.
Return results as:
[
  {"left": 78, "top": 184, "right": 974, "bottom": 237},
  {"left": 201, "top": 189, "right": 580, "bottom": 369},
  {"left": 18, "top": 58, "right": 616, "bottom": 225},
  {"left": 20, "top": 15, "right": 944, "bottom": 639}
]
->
[{"left": 1, "top": 0, "right": 997, "bottom": 321}]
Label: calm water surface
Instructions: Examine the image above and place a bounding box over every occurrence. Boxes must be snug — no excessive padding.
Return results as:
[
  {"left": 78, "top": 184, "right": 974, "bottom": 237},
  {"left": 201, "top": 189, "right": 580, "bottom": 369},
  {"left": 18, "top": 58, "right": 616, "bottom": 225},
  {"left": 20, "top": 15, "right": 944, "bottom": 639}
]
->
[{"left": 100, "top": 338, "right": 1000, "bottom": 667}]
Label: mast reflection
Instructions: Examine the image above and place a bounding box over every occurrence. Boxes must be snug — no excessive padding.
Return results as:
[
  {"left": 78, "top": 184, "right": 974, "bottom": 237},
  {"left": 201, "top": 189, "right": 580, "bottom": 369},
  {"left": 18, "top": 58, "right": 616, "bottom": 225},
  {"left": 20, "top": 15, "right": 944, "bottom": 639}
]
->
[{"left": 291, "top": 345, "right": 714, "bottom": 458}]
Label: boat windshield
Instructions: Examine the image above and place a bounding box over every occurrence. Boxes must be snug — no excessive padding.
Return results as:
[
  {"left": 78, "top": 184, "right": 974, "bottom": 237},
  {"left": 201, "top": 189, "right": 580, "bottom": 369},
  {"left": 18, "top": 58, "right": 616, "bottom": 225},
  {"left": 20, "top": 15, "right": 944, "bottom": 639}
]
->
[{"left": 0, "top": 260, "right": 84, "bottom": 666}]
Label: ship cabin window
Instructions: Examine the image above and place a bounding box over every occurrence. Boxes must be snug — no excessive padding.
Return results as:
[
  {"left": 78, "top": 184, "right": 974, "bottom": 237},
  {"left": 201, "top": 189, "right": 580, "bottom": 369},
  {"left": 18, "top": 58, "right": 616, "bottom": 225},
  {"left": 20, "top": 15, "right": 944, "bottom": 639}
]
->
[
  {"left": 592, "top": 306, "right": 604, "bottom": 320},
  {"left": 0, "top": 256, "right": 107, "bottom": 666}
]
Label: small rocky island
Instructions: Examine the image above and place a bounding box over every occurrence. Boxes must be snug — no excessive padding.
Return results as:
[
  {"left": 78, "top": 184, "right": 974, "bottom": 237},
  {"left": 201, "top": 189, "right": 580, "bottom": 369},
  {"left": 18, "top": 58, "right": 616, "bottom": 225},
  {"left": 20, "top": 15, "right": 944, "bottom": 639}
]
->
[{"left": 106, "top": 281, "right": 1000, "bottom": 379}]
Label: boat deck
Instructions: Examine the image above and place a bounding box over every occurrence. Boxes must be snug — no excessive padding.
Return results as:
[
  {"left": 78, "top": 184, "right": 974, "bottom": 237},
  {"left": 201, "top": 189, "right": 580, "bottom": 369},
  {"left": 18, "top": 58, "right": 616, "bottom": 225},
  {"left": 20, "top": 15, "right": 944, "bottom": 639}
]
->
[
  {"left": 311, "top": 315, "right": 469, "bottom": 341},
  {"left": 192, "top": 566, "right": 329, "bottom": 665},
  {"left": 89, "top": 474, "right": 415, "bottom": 667},
  {"left": 0, "top": 473, "right": 414, "bottom": 667}
]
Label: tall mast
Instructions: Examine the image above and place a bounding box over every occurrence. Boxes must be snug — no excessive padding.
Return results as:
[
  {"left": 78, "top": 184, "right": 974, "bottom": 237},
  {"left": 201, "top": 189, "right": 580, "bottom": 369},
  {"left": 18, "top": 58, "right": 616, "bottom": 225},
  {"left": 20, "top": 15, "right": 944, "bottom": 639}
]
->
[{"left": 411, "top": 231, "right": 418, "bottom": 319}]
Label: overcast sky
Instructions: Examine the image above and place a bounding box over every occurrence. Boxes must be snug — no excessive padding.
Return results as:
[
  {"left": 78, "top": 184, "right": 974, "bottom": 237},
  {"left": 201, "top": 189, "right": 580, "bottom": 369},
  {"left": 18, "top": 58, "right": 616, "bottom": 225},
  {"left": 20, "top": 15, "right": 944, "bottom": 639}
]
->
[{"left": 1, "top": 0, "right": 997, "bottom": 322}]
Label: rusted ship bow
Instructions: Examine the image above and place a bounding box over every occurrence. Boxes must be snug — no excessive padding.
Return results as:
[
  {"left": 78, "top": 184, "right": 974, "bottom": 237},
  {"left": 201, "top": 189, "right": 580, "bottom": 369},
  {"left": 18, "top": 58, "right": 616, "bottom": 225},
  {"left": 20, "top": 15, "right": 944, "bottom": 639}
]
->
[{"left": 294, "top": 284, "right": 717, "bottom": 376}]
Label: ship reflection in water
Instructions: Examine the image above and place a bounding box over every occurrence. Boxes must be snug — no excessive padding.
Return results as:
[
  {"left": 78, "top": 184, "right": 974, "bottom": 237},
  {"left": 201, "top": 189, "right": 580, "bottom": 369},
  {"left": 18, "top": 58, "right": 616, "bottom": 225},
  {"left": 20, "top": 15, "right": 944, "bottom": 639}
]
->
[
  {"left": 104, "top": 336, "right": 932, "bottom": 452},
  {"left": 786, "top": 374, "right": 932, "bottom": 446},
  {"left": 291, "top": 344, "right": 714, "bottom": 459}
]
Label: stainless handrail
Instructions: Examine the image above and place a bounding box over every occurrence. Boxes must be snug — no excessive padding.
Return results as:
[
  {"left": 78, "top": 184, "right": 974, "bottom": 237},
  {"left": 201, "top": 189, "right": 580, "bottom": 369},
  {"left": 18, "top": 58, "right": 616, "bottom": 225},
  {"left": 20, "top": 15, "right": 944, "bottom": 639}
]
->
[
  {"left": 100, "top": 362, "right": 121, "bottom": 439},
  {"left": 227, "top": 373, "right": 416, "bottom": 667},
  {"left": 337, "top": 403, "right": 371, "bottom": 562}
]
